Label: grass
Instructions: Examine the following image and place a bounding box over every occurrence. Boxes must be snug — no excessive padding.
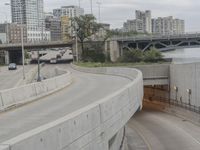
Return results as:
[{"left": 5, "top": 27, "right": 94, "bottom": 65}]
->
[{"left": 74, "top": 61, "right": 170, "bottom": 68}]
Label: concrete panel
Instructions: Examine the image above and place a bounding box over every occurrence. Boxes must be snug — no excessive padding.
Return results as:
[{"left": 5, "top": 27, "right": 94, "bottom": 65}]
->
[
  {"left": 12, "top": 84, "right": 37, "bottom": 104},
  {"left": 34, "top": 82, "right": 48, "bottom": 96},
  {"left": 0, "top": 89, "right": 15, "bottom": 108},
  {"left": 0, "top": 145, "right": 9, "bottom": 150},
  {"left": 170, "top": 63, "right": 200, "bottom": 107}
]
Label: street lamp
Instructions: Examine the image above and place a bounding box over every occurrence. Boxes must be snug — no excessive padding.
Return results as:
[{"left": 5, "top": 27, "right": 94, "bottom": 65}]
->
[
  {"left": 5, "top": 2, "right": 25, "bottom": 80},
  {"left": 173, "top": 86, "right": 178, "bottom": 101}
]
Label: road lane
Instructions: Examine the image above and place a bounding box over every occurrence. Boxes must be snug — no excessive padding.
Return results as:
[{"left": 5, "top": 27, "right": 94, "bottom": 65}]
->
[
  {"left": 0, "top": 65, "right": 35, "bottom": 90},
  {"left": 127, "top": 103, "right": 200, "bottom": 150},
  {"left": 0, "top": 65, "right": 130, "bottom": 142}
]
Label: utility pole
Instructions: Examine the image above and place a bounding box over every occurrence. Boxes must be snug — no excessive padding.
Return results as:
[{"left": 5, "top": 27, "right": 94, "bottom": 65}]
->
[
  {"left": 90, "top": 0, "right": 93, "bottom": 14},
  {"left": 97, "top": 2, "right": 101, "bottom": 23}
]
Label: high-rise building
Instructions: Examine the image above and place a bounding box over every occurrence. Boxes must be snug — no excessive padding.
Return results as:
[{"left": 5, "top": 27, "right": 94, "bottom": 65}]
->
[
  {"left": 152, "top": 16, "right": 185, "bottom": 35},
  {"left": 135, "top": 10, "right": 152, "bottom": 33},
  {"left": 123, "top": 19, "right": 143, "bottom": 33},
  {"left": 53, "top": 6, "right": 84, "bottom": 18},
  {"left": 53, "top": 6, "right": 84, "bottom": 37},
  {"left": 11, "top": 0, "right": 50, "bottom": 42}
]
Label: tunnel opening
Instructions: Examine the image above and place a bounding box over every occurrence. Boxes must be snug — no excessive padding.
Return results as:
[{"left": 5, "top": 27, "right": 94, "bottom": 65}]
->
[
  {"left": 9, "top": 51, "right": 22, "bottom": 64},
  {"left": 144, "top": 85, "right": 170, "bottom": 103}
]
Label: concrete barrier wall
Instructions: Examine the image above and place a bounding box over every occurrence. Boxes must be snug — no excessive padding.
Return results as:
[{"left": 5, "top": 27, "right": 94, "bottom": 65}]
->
[
  {"left": 170, "top": 63, "right": 200, "bottom": 107},
  {"left": 0, "top": 65, "right": 143, "bottom": 150},
  {"left": 134, "top": 64, "right": 170, "bottom": 85},
  {"left": 15, "top": 63, "right": 45, "bottom": 87},
  {"left": 0, "top": 68, "right": 72, "bottom": 111}
]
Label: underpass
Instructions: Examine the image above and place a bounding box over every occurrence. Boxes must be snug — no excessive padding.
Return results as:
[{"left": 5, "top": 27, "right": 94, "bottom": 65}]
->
[{"left": 127, "top": 102, "right": 200, "bottom": 150}]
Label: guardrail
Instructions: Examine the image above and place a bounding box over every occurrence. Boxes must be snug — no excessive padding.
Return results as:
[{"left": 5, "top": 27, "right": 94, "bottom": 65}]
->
[
  {"left": 0, "top": 68, "right": 72, "bottom": 111},
  {"left": 0, "top": 65, "right": 143, "bottom": 150}
]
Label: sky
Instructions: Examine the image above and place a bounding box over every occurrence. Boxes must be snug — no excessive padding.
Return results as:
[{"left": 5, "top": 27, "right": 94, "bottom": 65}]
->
[{"left": 0, "top": 0, "right": 200, "bottom": 32}]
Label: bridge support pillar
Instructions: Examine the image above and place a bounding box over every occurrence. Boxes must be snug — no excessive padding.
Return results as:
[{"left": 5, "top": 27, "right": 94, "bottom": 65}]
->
[
  {"left": 110, "top": 41, "right": 120, "bottom": 62},
  {"left": 4, "top": 51, "right": 9, "bottom": 65}
]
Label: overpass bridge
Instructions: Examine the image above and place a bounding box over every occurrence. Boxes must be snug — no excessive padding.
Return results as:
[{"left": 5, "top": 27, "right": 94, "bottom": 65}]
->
[
  {"left": 109, "top": 33, "right": 200, "bottom": 62},
  {"left": 0, "top": 41, "right": 73, "bottom": 51}
]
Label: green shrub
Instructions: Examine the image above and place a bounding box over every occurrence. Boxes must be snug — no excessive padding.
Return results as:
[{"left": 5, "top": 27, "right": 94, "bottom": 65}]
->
[{"left": 143, "top": 48, "right": 163, "bottom": 62}]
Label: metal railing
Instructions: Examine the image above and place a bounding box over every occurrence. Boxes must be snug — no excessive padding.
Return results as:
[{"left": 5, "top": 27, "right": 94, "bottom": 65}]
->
[{"left": 145, "top": 96, "right": 200, "bottom": 114}]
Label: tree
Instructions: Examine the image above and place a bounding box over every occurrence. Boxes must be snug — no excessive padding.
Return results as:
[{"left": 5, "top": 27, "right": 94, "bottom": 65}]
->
[
  {"left": 143, "top": 47, "right": 163, "bottom": 62},
  {"left": 71, "top": 14, "right": 101, "bottom": 56}
]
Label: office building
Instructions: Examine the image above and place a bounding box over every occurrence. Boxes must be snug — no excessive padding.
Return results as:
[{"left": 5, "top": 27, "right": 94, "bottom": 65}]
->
[{"left": 11, "top": 0, "right": 50, "bottom": 42}]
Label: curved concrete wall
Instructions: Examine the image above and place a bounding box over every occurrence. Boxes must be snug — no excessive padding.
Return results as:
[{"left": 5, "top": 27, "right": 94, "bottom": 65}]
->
[
  {"left": 0, "top": 68, "right": 72, "bottom": 111},
  {"left": 0, "top": 65, "right": 143, "bottom": 150}
]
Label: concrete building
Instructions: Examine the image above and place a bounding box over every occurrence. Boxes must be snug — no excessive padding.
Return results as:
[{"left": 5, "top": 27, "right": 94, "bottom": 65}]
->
[
  {"left": 45, "top": 13, "right": 61, "bottom": 41},
  {"left": 53, "top": 6, "right": 84, "bottom": 18},
  {"left": 0, "top": 23, "right": 27, "bottom": 44},
  {"left": 135, "top": 10, "right": 152, "bottom": 33},
  {"left": 123, "top": 19, "right": 143, "bottom": 33},
  {"left": 53, "top": 6, "right": 84, "bottom": 36},
  {"left": 11, "top": 0, "right": 50, "bottom": 42},
  {"left": 61, "top": 16, "right": 70, "bottom": 42},
  {"left": 9, "top": 23, "right": 27, "bottom": 43},
  {"left": 152, "top": 16, "right": 185, "bottom": 35}
]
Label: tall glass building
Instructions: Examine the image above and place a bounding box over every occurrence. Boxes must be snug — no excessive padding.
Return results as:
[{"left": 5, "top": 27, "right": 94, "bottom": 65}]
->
[{"left": 11, "top": 0, "right": 50, "bottom": 42}]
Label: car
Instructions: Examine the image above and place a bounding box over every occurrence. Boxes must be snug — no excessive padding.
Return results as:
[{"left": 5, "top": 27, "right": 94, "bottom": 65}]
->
[
  {"left": 8, "top": 63, "right": 17, "bottom": 70},
  {"left": 50, "top": 58, "right": 57, "bottom": 64}
]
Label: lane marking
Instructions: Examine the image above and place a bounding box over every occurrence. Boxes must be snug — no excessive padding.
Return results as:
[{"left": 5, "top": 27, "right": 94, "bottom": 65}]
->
[{"left": 128, "top": 120, "right": 152, "bottom": 150}]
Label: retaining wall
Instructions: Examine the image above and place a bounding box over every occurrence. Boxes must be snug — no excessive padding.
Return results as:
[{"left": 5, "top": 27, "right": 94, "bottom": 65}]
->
[
  {"left": 0, "top": 68, "right": 72, "bottom": 111},
  {"left": 0, "top": 65, "right": 143, "bottom": 150},
  {"left": 170, "top": 63, "right": 200, "bottom": 107}
]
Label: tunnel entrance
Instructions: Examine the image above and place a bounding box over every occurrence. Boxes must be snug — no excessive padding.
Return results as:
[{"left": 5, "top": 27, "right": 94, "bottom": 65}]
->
[
  {"left": 144, "top": 85, "right": 170, "bottom": 102},
  {"left": 9, "top": 51, "right": 22, "bottom": 64}
]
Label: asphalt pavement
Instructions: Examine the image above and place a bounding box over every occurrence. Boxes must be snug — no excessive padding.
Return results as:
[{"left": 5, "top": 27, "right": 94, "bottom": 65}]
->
[
  {"left": 0, "top": 65, "right": 35, "bottom": 90},
  {"left": 0, "top": 64, "right": 130, "bottom": 142},
  {"left": 127, "top": 103, "right": 200, "bottom": 150}
]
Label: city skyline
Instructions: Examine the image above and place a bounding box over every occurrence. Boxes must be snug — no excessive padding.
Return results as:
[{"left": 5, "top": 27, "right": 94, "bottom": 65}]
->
[{"left": 0, "top": 0, "right": 199, "bottom": 31}]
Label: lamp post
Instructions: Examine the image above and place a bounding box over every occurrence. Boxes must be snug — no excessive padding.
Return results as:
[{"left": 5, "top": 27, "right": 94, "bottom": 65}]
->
[
  {"left": 90, "top": 0, "right": 93, "bottom": 14},
  {"left": 97, "top": 2, "right": 101, "bottom": 23},
  {"left": 75, "top": 29, "right": 79, "bottom": 62},
  {"left": 5, "top": 2, "right": 25, "bottom": 80},
  {"left": 174, "top": 86, "right": 178, "bottom": 101}
]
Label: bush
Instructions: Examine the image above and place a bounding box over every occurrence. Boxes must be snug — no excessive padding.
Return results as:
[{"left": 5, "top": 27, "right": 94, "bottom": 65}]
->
[
  {"left": 82, "top": 50, "right": 106, "bottom": 63},
  {"left": 143, "top": 48, "right": 163, "bottom": 62},
  {"left": 120, "top": 49, "right": 143, "bottom": 62}
]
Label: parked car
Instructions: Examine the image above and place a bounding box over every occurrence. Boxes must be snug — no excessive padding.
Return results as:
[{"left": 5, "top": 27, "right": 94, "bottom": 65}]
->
[{"left": 8, "top": 63, "right": 17, "bottom": 70}]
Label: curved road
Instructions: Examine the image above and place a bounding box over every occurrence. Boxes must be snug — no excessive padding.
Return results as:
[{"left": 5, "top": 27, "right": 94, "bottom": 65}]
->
[
  {"left": 127, "top": 103, "right": 200, "bottom": 150},
  {"left": 0, "top": 65, "right": 130, "bottom": 142}
]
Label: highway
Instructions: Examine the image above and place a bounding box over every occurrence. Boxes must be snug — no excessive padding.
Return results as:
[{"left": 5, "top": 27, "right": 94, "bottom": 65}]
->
[
  {"left": 0, "top": 65, "right": 35, "bottom": 90},
  {"left": 127, "top": 103, "right": 200, "bottom": 150},
  {"left": 0, "top": 65, "right": 130, "bottom": 142}
]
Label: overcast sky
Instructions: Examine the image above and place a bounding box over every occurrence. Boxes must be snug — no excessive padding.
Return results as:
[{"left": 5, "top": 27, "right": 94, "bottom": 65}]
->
[{"left": 0, "top": 0, "right": 200, "bottom": 31}]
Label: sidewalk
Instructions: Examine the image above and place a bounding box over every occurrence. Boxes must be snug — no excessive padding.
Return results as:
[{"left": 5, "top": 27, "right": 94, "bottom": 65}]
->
[{"left": 144, "top": 100, "right": 200, "bottom": 126}]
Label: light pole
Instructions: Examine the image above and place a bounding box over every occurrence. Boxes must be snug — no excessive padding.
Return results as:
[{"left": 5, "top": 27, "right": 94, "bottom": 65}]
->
[
  {"left": 97, "top": 1, "right": 101, "bottom": 23},
  {"left": 76, "top": 29, "right": 79, "bottom": 62},
  {"left": 90, "top": 0, "right": 93, "bottom": 14},
  {"left": 5, "top": 2, "right": 25, "bottom": 80}
]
